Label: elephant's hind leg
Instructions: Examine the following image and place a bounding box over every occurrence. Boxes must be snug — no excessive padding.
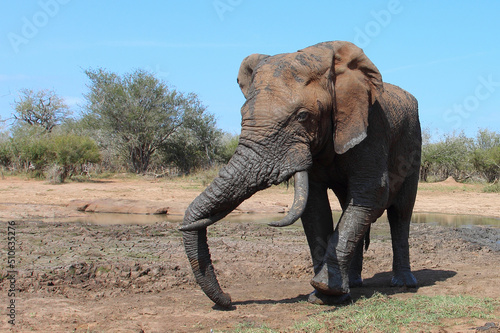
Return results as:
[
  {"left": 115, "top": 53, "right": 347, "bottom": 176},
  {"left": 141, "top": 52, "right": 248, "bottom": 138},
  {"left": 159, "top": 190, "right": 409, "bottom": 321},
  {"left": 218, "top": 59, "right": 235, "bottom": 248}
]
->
[{"left": 387, "top": 173, "right": 419, "bottom": 288}]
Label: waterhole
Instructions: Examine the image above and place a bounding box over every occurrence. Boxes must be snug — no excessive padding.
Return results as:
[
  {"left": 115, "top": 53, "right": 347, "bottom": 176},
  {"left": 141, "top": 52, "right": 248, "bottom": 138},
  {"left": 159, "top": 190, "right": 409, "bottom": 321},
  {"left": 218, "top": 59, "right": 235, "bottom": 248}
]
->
[{"left": 55, "top": 211, "right": 499, "bottom": 228}]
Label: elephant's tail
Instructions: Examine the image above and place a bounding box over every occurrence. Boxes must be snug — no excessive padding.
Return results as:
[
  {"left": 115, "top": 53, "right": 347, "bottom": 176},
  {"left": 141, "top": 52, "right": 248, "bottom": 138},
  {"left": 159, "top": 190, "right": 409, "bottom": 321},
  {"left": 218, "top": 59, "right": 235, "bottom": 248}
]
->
[{"left": 364, "top": 225, "right": 371, "bottom": 251}]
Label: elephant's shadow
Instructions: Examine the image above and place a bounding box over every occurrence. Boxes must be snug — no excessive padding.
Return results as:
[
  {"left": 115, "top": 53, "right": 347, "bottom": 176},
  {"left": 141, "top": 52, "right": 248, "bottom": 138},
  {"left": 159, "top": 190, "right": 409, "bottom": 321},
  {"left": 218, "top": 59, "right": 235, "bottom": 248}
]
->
[
  {"left": 227, "top": 269, "right": 456, "bottom": 310},
  {"left": 349, "top": 268, "right": 457, "bottom": 300}
]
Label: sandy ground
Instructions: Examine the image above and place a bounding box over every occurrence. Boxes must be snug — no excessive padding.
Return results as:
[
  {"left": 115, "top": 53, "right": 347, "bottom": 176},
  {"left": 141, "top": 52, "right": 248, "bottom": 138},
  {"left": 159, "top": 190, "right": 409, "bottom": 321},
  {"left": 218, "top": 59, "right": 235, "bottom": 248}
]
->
[
  {"left": 1, "top": 175, "right": 499, "bottom": 220},
  {"left": 0, "top": 175, "right": 499, "bottom": 332}
]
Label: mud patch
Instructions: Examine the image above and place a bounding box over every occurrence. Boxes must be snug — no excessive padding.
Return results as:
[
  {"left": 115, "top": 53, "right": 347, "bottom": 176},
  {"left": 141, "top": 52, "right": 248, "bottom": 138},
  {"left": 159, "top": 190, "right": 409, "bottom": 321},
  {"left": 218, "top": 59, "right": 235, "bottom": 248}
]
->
[
  {"left": 454, "top": 226, "right": 500, "bottom": 252},
  {"left": 0, "top": 220, "right": 498, "bottom": 332}
]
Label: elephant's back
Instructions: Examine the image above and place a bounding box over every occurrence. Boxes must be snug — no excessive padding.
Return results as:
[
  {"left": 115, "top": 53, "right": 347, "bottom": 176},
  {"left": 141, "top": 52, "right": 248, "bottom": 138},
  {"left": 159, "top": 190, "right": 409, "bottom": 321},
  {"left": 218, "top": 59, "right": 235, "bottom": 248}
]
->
[
  {"left": 379, "top": 83, "right": 421, "bottom": 144},
  {"left": 379, "top": 83, "right": 422, "bottom": 175}
]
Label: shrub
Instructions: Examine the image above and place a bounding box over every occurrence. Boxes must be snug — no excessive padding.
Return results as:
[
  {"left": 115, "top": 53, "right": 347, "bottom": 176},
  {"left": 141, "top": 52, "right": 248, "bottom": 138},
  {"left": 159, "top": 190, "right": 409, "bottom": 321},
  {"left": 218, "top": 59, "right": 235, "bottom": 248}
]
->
[
  {"left": 49, "top": 134, "right": 101, "bottom": 182},
  {"left": 0, "top": 140, "right": 11, "bottom": 167},
  {"left": 6, "top": 126, "right": 101, "bottom": 182},
  {"left": 421, "top": 129, "right": 499, "bottom": 183},
  {"left": 472, "top": 146, "right": 500, "bottom": 183},
  {"left": 483, "top": 182, "right": 500, "bottom": 193},
  {"left": 17, "top": 134, "right": 54, "bottom": 172},
  {"left": 46, "top": 164, "right": 65, "bottom": 184}
]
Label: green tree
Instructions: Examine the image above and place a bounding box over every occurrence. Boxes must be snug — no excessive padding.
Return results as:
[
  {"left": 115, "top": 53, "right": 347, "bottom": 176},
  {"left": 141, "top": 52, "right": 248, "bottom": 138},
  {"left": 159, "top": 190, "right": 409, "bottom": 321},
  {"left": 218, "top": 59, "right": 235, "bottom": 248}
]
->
[
  {"left": 421, "top": 131, "right": 474, "bottom": 181},
  {"left": 442, "top": 132, "right": 474, "bottom": 180},
  {"left": 9, "top": 125, "right": 52, "bottom": 173},
  {"left": 475, "top": 129, "right": 500, "bottom": 150},
  {"left": 7, "top": 124, "right": 100, "bottom": 181},
  {"left": 472, "top": 147, "right": 500, "bottom": 183},
  {"left": 0, "top": 127, "right": 11, "bottom": 167},
  {"left": 83, "top": 68, "right": 205, "bottom": 173},
  {"left": 218, "top": 133, "right": 239, "bottom": 163},
  {"left": 13, "top": 89, "right": 70, "bottom": 132},
  {"left": 159, "top": 98, "right": 234, "bottom": 174},
  {"left": 421, "top": 129, "right": 499, "bottom": 183},
  {"left": 0, "top": 142, "right": 10, "bottom": 167},
  {"left": 182, "top": 99, "right": 224, "bottom": 167},
  {"left": 161, "top": 128, "right": 205, "bottom": 174},
  {"left": 472, "top": 129, "right": 500, "bottom": 182},
  {"left": 50, "top": 134, "right": 101, "bottom": 181}
]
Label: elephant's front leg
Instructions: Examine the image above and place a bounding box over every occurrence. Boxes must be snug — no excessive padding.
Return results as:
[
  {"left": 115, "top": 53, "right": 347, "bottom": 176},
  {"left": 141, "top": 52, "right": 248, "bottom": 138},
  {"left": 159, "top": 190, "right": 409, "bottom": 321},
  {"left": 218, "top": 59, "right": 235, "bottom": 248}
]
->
[
  {"left": 348, "top": 232, "right": 367, "bottom": 288},
  {"left": 311, "top": 205, "right": 381, "bottom": 296},
  {"left": 301, "top": 182, "right": 345, "bottom": 305},
  {"left": 301, "top": 181, "right": 334, "bottom": 274}
]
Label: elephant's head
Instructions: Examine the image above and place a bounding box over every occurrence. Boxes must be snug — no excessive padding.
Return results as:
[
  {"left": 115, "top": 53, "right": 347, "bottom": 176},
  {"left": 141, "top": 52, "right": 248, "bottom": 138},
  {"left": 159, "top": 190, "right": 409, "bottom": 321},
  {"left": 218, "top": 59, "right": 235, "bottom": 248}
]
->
[{"left": 179, "top": 41, "right": 383, "bottom": 308}]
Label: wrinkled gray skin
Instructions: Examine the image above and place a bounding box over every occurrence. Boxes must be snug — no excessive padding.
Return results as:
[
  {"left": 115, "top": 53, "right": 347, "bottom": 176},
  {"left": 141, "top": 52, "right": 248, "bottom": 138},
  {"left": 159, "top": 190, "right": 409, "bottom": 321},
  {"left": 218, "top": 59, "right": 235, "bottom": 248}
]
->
[{"left": 180, "top": 41, "right": 421, "bottom": 308}]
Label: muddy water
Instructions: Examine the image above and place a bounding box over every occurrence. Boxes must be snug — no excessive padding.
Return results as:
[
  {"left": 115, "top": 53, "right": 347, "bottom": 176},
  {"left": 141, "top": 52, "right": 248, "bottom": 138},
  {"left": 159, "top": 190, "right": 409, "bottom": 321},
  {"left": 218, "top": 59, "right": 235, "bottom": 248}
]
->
[{"left": 57, "top": 211, "right": 500, "bottom": 227}]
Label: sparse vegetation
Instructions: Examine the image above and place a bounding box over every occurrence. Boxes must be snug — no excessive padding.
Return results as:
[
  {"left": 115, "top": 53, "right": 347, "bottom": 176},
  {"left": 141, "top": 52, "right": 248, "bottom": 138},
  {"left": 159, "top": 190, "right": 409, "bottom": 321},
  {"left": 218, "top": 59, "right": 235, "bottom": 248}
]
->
[
  {"left": 225, "top": 293, "right": 499, "bottom": 333},
  {"left": 313, "top": 293, "right": 497, "bottom": 333},
  {"left": 1, "top": 74, "right": 497, "bottom": 186},
  {"left": 483, "top": 182, "right": 500, "bottom": 193},
  {"left": 421, "top": 129, "right": 499, "bottom": 183},
  {"left": 1, "top": 125, "right": 100, "bottom": 182},
  {"left": 0, "top": 71, "right": 238, "bottom": 180}
]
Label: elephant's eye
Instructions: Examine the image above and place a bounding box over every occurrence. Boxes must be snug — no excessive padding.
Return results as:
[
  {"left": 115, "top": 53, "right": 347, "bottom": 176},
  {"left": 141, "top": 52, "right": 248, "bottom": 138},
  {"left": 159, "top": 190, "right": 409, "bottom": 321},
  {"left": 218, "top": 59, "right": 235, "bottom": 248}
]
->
[{"left": 297, "top": 110, "right": 309, "bottom": 122}]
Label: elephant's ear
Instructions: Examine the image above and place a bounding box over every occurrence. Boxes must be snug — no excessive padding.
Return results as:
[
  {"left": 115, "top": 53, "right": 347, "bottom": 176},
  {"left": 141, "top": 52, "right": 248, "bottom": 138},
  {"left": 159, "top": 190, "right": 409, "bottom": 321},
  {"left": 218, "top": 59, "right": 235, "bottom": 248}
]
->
[
  {"left": 237, "top": 53, "right": 270, "bottom": 99},
  {"left": 331, "top": 42, "right": 384, "bottom": 154}
]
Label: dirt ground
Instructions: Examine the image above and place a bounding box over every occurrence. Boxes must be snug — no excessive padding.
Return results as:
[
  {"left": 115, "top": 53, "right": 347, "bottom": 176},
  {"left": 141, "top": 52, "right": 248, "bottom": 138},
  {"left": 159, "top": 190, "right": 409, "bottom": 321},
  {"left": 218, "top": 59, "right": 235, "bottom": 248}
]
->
[{"left": 0, "top": 175, "right": 499, "bottom": 332}]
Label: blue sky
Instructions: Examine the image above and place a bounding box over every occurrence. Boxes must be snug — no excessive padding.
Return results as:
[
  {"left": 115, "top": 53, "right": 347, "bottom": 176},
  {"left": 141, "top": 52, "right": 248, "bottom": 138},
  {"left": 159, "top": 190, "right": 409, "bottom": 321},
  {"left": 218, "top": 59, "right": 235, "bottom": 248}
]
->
[{"left": 1, "top": 1, "right": 499, "bottom": 138}]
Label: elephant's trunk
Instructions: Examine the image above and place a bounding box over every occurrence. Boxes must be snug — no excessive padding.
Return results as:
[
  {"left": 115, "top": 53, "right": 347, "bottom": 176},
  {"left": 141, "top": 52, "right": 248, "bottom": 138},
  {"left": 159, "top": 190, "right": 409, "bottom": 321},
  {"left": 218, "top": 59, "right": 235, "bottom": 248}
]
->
[
  {"left": 182, "top": 229, "right": 233, "bottom": 307},
  {"left": 180, "top": 145, "right": 310, "bottom": 307}
]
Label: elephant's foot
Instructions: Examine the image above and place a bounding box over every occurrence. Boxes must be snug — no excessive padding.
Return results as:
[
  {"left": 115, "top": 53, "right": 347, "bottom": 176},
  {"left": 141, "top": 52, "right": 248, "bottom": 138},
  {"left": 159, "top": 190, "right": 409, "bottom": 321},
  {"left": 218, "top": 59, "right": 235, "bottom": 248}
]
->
[
  {"left": 391, "top": 271, "right": 418, "bottom": 288},
  {"left": 310, "top": 264, "right": 349, "bottom": 296},
  {"left": 348, "top": 271, "right": 363, "bottom": 288},
  {"left": 307, "top": 290, "right": 352, "bottom": 305}
]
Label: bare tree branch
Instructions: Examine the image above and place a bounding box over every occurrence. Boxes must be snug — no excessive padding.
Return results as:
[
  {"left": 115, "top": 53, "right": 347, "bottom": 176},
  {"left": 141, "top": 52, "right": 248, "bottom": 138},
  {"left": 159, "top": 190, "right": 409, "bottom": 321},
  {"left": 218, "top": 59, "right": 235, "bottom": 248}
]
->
[{"left": 13, "top": 89, "right": 70, "bottom": 132}]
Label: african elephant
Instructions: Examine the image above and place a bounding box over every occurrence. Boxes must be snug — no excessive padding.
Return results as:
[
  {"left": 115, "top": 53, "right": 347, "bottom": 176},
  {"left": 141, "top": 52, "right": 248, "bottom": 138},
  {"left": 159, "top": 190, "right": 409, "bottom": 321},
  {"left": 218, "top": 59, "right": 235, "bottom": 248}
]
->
[{"left": 180, "top": 41, "right": 421, "bottom": 308}]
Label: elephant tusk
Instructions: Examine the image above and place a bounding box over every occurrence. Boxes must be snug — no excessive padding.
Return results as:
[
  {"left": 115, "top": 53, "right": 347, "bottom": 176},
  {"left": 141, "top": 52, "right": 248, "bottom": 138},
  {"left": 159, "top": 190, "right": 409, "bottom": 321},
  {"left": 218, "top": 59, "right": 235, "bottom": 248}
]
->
[
  {"left": 179, "top": 210, "right": 232, "bottom": 231},
  {"left": 268, "top": 171, "right": 309, "bottom": 227}
]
